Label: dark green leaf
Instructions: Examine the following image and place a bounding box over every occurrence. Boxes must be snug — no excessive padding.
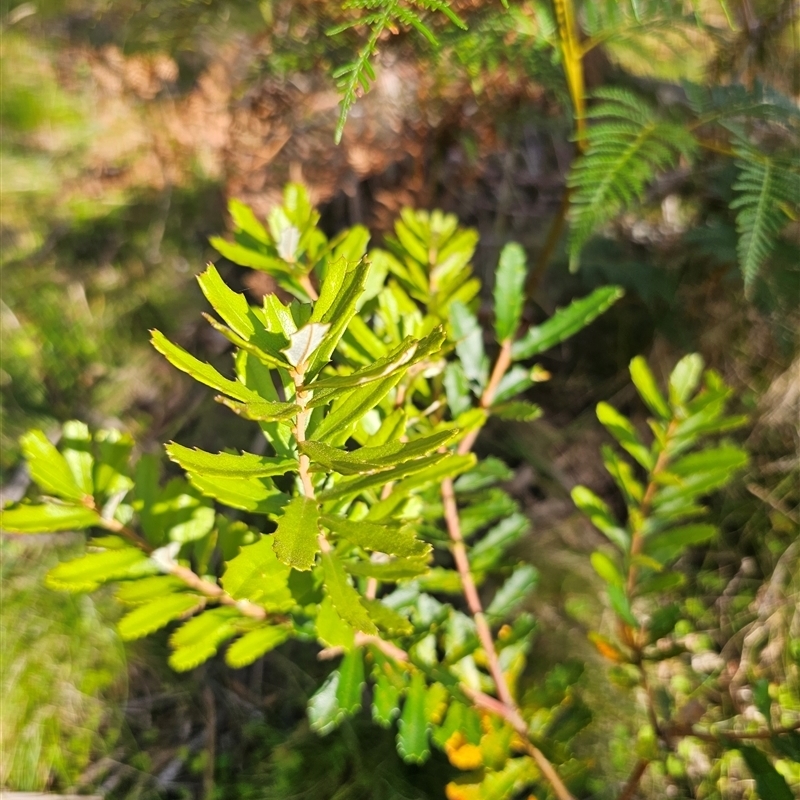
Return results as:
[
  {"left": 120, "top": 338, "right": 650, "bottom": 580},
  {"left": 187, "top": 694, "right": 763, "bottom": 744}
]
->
[
  {"left": 738, "top": 745, "right": 793, "bottom": 800},
  {"left": 493, "top": 242, "right": 527, "bottom": 342},
  {"left": 397, "top": 672, "right": 430, "bottom": 764},
  {"left": 512, "top": 287, "right": 624, "bottom": 360},
  {"left": 336, "top": 649, "right": 365, "bottom": 715}
]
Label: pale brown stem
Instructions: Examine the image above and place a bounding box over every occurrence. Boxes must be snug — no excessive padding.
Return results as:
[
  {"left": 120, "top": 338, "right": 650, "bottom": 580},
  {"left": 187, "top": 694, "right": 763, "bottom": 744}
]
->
[
  {"left": 457, "top": 338, "right": 514, "bottom": 456},
  {"left": 101, "top": 517, "right": 267, "bottom": 620},
  {"left": 441, "top": 337, "right": 575, "bottom": 800},
  {"left": 298, "top": 273, "right": 319, "bottom": 301}
]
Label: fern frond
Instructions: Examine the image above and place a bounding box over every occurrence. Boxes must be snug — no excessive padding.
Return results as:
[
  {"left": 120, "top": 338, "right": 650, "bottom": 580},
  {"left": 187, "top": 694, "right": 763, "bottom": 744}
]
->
[
  {"left": 730, "top": 148, "right": 800, "bottom": 291},
  {"left": 685, "top": 81, "right": 800, "bottom": 128},
  {"left": 567, "top": 88, "right": 697, "bottom": 268},
  {"left": 329, "top": 0, "right": 466, "bottom": 143}
]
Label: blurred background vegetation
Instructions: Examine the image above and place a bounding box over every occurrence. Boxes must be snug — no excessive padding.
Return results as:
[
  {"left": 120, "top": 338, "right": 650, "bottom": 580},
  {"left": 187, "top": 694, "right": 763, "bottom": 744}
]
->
[{"left": 1, "top": 0, "right": 798, "bottom": 797}]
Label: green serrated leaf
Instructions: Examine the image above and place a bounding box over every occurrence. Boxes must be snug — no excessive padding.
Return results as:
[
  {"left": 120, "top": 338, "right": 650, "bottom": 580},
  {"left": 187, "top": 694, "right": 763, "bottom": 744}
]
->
[
  {"left": 151, "top": 330, "right": 262, "bottom": 403},
  {"left": 272, "top": 496, "right": 320, "bottom": 571},
  {"left": 486, "top": 564, "right": 538, "bottom": 620},
  {"left": 336, "top": 648, "right": 365, "bottom": 715},
  {"left": 46, "top": 547, "right": 151, "bottom": 592},
  {"left": 0, "top": 503, "right": 100, "bottom": 533},
  {"left": 221, "top": 535, "right": 294, "bottom": 610},
  {"left": 492, "top": 400, "right": 543, "bottom": 422},
  {"left": 571, "top": 485, "right": 629, "bottom": 550},
  {"left": 321, "top": 551, "right": 377, "bottom": 634},
  {"left": 166, "top": 443, "right": 296, "bottom": 479},
  {"left": 117, "top": 575, "right": 186, "bottom": 605},
  {"left": 494, "top": 242, "right": 527, "bottom": 342},
  {"left": 21, "top": 430, "right": 87, "bottom": 501},
  {"left": 596, "top": 402, "right": 654, "bottom": 470},
  {"left": 450, "top": 300, "right": 488, "bottom": 389},
  {"left": 372, "top": 659, "right": 403, "bottom": 727},
  {"left": 168, "top": 607, "right": 240, "bottom": 672},
  {"left": 301, "top": 429, "right": 456, "bottom": 476},
  {"left": 118, "top": 593, "right": 202, "bottom": 641},
  {"left": 187, "top": 472, "right": 288, "bottom": 515},
  {"left": 629, "top": 356, "right": 671, "bottom": 419},
  {"left": 308, "top": 670, "right": 344, "bottom": 734},
  {"left": 512, "top": 287, "right": 624, "bottom": 360},
  {"left": 316, "top": 597, "right": 355, "bottom": 649},
  {"left": 345, "top": 555, "right": 430, "bottom": 580},
  {"left": 397, "top": 671, "right": 430, "bottom": 764},
  {"left": 361, "top": 598, "right": 414, "bottom": 636},
  {"left": 320, "top": 515, "right": 428, "bottom": 558},
  {"left": 62, "top": 420, "right": 94, "bottom": 496},
  {"left": 226, "top": 626, "right": 290, "bottom": 669},
  {"left": 669, "top": 353, "right": 704, "bottom": 405}
]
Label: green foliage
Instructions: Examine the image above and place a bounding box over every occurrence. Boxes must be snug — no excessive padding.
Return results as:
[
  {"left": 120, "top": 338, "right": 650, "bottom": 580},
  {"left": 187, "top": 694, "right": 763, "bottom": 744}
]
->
[
  {"left": 567, "top": 88, "right": 697, "bottom": 268},
  {"left": 6, "top": 185, "right": 797, "bottom": 800}
]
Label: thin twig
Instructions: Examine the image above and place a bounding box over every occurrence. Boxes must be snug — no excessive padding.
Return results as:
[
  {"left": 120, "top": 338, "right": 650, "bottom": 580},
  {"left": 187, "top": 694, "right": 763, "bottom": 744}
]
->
[{"left": 618, "top": 759, "right": 650, "bottom": 800}]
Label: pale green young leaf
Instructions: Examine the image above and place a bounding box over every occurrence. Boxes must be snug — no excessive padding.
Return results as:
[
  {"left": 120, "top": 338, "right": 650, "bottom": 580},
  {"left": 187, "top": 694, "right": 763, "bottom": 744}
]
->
[
  {"left": 300, "top": 430, "right": 456, "bottom": 476},
  {"left": 168, "top": 607, "right": 240, "bottom": 672},
  {"left": 493, "top": 242, "right": 527, "bottom": 342},
  {"left": 0, "top": 503, "right": 100, "bottom": 533},
  {"left": 629, "top": 356, "right": 671, "bottom": 419},
  {"left": 480, "top": 756, "right": 537, "bottom": 800},
  {"left": 336, "top": 649, "right": 365, "bottom": 715},
  {"left": 321, "top": 551, "right": 378, "bottom": 634},
  {"left": 61, "top": 421, "right": 94, "bottom": 496},
  {"left": 187, "top": 473, "right": 288, "bottom": 515},
  {"left": 443, "top": 361, "right": 472, "bottom": 417},
  {"left": 364, "top": 407, "right": 407, "bottom": 447},
  {"left": 93, "top": 428, "right": 134, "bottom": 496},
  {"left": 273, "top": 496, "right": 321, "bottom": 571},
  {"left": 228, "top": 198, "right": 270, "bottom": 243},
  {"left": 282, "top": 322, "right": 331, "bottom": 369},
  {"left": 166, "top": 443, "right": 296, "bottom": 479},
  {"left": 486, "top": 564, "right": 538, "bottom": 620},
  {"left": 150, "top": 330, "right": 262, "bottom": 403},
  {"left": 46, "top": 547, "right": 152, "bottom": 592},
  {"left": 320, "top": 515, "right": 429, "bottom": 558},
  {"left": 225, "top": 626, "right": 290, "bottom": 669},
  {"left": 307, "top": 258, "right": 371, "bottom": 374},
  {"left": 511, "top": 287, "right": 624, "bottom": 360},
  {"left": 397, "top": 672, "right": 430, "bottom": 764},
  {"left": 118, "top": 593, "right": 202, "bottom": 641},
  {"left": 221, "top": 535, "right": 295, "bottom": 610},
  {"left": 596, "top": 401, "right": 654, "bottom": 470},
  {"left": 669, "top": 353, "right": 704, "bottom": 405},
  {"left": 21, "top": 430, "right": 87, "bottom": 501},
  {"left": 209, "top": 237, "right": 290, "bottom": 274}
]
